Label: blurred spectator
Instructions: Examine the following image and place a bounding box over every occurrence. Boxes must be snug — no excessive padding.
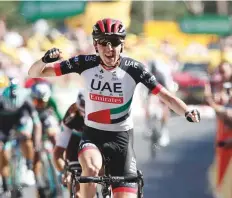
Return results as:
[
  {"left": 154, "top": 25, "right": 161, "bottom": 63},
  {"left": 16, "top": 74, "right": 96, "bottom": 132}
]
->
[
  {"left": 0, "top": 16, "right": 6, "bottom": 40},
  {"left": 206, "top": 82, "right": 232, "bottom": 131},
  {"left": 218, "top": 61, "right": 232, "bottom": 82}
]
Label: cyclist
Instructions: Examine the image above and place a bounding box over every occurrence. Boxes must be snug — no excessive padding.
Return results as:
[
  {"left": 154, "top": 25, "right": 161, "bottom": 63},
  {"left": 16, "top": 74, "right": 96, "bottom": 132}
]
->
[
  {"left": 30, "top": 82, "right": 60, "bottom": 146},
  {"left": 28, "top": 18, "right": 201, "bottom": 198},
  {"left": 26, "top": 78, "right": 63, "bottom": 122},
  {"left": 0, "top": 78, "right": 42, "bottom": 195},
  {"left": 145, "top": 59, "right": 174, "bottom": 147},
  {"left": 24, "top": 77, "right": 52, "bottom": 90},
  {"left": 30, "top": 82, "right": 61, "bottom": 197},
  {"left": 53, "top": 89, "right": 85, "bottom": 198}
]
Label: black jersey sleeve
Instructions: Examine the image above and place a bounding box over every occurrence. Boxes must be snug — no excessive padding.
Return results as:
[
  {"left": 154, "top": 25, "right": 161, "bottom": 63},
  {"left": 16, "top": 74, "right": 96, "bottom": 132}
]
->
[
  {"left": 120, "top": 57, "right": 163, "bottom": 95},
  {"left": 54, "top": 55, "right": 100, "bottom": 76}
]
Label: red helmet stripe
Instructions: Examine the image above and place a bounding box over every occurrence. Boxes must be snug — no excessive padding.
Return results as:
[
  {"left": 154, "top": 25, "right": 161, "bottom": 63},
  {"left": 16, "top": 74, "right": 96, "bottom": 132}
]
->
[
  {"left": 97, "top": 20, "right": 105, "bottom": 32},
  {"left": 106, "top": 18, "right": 112, "bottom": 33},
  {"left": 114, "top": 20, "right": 121, "bottom": 33}
]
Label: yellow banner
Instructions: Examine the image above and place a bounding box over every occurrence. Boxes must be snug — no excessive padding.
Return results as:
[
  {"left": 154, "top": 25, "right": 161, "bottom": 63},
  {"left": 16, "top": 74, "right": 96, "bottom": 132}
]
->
[
  {"left": 144, "top": 20, "right": 218, "bottom": 46},
  {"left": 65, "top": 1, "right": 131, "bottom": 34}
]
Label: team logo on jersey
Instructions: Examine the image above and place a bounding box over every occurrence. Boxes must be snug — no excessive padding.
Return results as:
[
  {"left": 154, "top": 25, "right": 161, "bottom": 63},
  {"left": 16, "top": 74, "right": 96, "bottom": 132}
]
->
[
  {"left": 90, "top": 93, "right": 123, "bottom": 104},
  {"left": 111, "top": 71, "right": 118, "bottom": 81},
  {"left": 125, "top": 60, "right": 139, "bottom": 68},
  {"left": 66, "top": 60, "right": 73, "bottom": 69},
  {"left": 85, "top": 55, "right": 96, "bottom": 62},
  {"left": 140, "top": 69, "right": 149, "bottom": 79},
  {"left": 74, "top": 56, "right": 79, "bottom": 63},
  {"left": 87, "top": 97, "right": 132, "bottom": 124},
  {"left": 90, "top": 79, "right": 122, "bottom": 93},
  {"left": 146, "top": 75, "right": 156, "bottom": 84}
]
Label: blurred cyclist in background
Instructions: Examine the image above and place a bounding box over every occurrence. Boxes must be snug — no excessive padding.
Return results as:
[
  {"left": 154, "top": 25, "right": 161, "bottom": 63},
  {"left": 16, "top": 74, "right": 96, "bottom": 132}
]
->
[
  {"left": 145, "top": 59, "right": 175, "bottom": 147},
  {"left": 31, "top": 82, "right": 60, "bottom": 146},
  {"left": 31, "top": 82, "right": 61, "bottom": 197},
  {"left": 53, "top": 89, "right": 85, "bottom": 198},
  {"left": 26, "top": 78, "right": 63, "bottom": 122},
  {"left": 0, "top": 77, "right": 42, "bottom": 196}
]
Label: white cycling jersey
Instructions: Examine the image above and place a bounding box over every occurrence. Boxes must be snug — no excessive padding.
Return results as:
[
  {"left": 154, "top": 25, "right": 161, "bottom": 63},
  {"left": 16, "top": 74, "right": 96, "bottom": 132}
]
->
[{"left": 54, "top": 55, "right": 163, "bottom": 131}]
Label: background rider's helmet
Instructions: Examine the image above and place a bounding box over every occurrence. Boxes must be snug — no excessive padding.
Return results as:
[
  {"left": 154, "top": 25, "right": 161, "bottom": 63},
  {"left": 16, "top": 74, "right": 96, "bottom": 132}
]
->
[
  {"left": 31, "top": 82, "right": 52, "bottom": 103},
  {"left": 92, "top": 18, "right": 126, "bottom": 40},
  {"left": 76, "top": 89, "right": 85, "bottom": 115}
]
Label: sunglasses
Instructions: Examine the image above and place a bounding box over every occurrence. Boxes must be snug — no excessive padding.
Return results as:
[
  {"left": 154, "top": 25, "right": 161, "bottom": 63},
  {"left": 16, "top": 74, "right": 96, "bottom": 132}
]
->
[{"left": 97, "top": 37, "right": 123, "bottom": 47}]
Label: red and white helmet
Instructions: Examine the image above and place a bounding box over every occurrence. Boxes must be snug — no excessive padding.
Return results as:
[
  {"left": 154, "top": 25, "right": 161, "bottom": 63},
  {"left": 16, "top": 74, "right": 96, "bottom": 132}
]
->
[{"left": 92, "top": 18, "right": 126, "bottom": 40}]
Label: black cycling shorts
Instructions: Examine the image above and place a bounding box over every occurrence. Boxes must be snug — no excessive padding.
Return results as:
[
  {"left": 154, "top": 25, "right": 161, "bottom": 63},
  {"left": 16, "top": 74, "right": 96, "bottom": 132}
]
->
[
  {"left": 78, "top": 126, "right": 138, "bottom": 194},
  {"left": 65, "top": 133, "right": 82, "bottom": 176},
  {"left": 66, "top": 133, "right": 81, "bottom": 161}
]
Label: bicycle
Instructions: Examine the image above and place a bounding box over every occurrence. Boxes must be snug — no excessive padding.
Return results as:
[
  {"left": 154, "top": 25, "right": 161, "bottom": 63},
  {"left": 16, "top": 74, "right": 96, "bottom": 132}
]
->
[
  {"left": 2, "top": 130, "right": 26, "bottom": 198},
  {"left": 39, "top": 134, "right": 64, "bottom": 198},
  {"left": 66, "top": 160, "right": 144, "bottom": 198}
]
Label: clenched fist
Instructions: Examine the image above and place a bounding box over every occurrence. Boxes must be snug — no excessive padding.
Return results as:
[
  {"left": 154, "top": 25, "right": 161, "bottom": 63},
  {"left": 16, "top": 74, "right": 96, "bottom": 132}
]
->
[
  {"left": 185, "top": 109, "right": 201, "bottom": 123},
  {"left": 42, "top": 48, "right": 62, "bottom": 63}
]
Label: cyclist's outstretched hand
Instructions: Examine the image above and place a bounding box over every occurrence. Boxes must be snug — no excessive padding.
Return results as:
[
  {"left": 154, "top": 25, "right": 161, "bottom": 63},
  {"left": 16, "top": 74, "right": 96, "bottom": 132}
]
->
[
  {"left": 42, "top": 48, "right": 62, "bottom": 63},
  {"left": 185, "top": 109, "right": 200, "bottom": 123}
]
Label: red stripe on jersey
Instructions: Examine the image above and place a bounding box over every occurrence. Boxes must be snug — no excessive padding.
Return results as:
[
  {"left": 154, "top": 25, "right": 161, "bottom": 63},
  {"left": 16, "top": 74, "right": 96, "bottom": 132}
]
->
[
  {"left": 54, "top": 63, "right": 62, "bottom": 76},
  {"left": 113, "top": 187, "right": 137, "bottom": 194},
  {"left": 151, "top": 84, "right": 162, "bottom": 95}
]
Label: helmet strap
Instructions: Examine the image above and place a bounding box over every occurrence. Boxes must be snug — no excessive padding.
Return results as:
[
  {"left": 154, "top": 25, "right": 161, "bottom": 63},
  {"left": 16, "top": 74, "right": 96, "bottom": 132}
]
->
[
  {"left": 93, "top": 39, "right": 98, "bottom": 53},
  {"left": 120, "top": 43, "right": 124, "bottom": 53}
]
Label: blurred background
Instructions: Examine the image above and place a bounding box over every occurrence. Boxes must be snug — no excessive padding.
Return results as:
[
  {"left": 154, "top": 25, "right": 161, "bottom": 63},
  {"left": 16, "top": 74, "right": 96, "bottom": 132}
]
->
[{"left": 0, "top": 0, "right": 232, "bottom": 198}]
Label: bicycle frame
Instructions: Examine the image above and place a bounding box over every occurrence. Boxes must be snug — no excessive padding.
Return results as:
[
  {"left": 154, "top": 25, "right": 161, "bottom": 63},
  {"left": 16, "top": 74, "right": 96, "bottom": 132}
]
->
[
  {"left": 40, "top": 139, "right": 64, "bottom": 198},
  {"left": 3, "top": 130, "right": 25, "bottom": 198}
]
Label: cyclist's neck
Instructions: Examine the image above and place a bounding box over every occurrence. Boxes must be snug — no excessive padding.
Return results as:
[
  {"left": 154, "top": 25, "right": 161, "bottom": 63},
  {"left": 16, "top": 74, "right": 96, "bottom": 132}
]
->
[{"left": 100, "top": 57, "right": 121, "bottom": 71}]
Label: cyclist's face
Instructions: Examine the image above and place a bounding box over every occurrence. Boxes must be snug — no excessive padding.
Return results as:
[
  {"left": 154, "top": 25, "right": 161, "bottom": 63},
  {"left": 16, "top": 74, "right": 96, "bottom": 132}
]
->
[
  {"left": 96, "top": 37, "right": 123, "bottom": 67},
  {"left": 219, "top": 63, "right": 232, "bottom": 81},
  {"left": 33, "top": 98, "right": 48, "bottom": 109}
]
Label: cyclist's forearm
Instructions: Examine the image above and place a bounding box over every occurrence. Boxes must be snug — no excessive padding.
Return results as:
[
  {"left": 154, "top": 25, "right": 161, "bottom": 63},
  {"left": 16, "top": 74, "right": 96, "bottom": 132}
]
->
[
  {"left": 53, "top": 147, "right": 65, "bottom": 172},
  {"left": 28, "top": 59, "right": 56, "bottom": 77},
  {"left": 54, "top": 158, "right": 65, "bottom": 172},
  {"left": 158, "top": 89, "right": 187, "bottom": 116},
  {"left": 166, "top": 97, "right": 187, "bottom": 116}
]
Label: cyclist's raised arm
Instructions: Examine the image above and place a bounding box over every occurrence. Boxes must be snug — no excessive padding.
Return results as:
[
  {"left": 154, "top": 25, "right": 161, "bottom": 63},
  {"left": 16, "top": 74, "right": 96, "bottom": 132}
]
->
[
  {"left": 137, "top": 63, "right": 200, "bottom": 122},
  {"left": 28, "top": 59, "right": 57, "bottom": 77},
  {"left": 28, "top": 48, "right": 85, "bottom": 78}
]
